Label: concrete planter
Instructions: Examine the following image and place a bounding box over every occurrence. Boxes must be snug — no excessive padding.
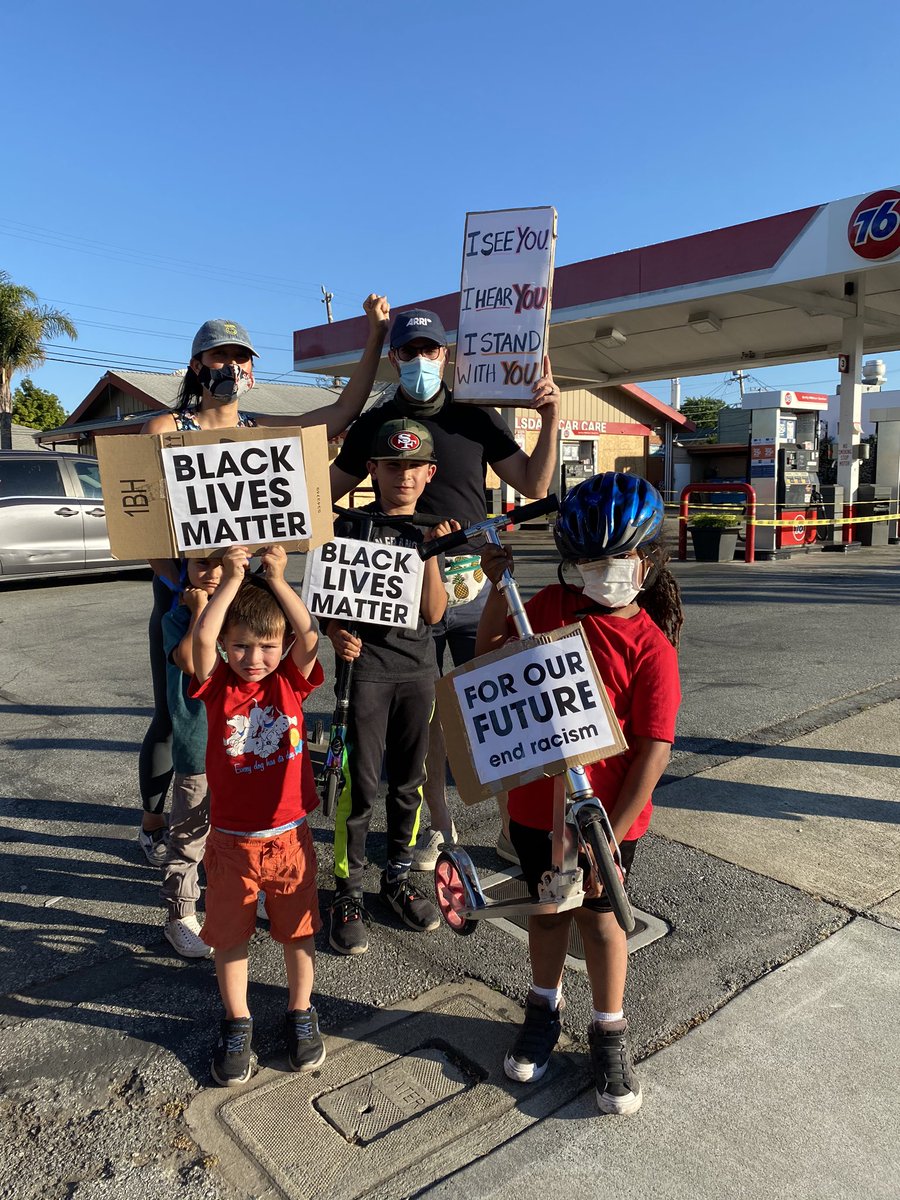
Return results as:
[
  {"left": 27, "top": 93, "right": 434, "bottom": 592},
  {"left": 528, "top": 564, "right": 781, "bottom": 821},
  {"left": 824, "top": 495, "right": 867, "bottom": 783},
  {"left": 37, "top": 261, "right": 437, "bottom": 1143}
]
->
[{"left": 690, "top": 526, "right": 740, "bottom": 562}]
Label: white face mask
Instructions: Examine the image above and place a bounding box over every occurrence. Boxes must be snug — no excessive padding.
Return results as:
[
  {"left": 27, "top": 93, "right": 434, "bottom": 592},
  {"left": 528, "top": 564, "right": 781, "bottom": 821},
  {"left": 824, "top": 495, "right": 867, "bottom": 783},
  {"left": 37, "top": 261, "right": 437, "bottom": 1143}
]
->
[{"left": 577, "top": 557, "right": 643, "bottom": 608}]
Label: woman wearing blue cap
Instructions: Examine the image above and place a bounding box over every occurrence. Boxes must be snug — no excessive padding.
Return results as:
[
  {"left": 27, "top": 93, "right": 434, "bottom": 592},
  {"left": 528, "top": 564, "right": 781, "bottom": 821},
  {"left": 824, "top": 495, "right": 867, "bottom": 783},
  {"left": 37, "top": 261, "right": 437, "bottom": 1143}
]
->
[{"left": 136, "top": 298, "right": 388, "bottom": 895}]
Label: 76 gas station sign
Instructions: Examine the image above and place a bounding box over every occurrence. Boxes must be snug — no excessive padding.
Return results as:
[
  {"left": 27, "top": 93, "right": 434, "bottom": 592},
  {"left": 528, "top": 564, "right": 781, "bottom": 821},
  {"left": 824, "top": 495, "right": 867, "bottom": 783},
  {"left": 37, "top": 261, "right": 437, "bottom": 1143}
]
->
[{"left": 847, "top": 190, "right": 900, "bottom": 260}]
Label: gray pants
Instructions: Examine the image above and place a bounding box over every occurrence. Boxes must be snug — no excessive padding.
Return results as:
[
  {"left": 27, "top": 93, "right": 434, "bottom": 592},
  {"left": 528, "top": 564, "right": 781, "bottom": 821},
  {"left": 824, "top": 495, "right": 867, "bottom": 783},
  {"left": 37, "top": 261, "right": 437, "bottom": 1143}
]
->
[{"left": 160, "top": 772, "right": 209, "bottom": 919}]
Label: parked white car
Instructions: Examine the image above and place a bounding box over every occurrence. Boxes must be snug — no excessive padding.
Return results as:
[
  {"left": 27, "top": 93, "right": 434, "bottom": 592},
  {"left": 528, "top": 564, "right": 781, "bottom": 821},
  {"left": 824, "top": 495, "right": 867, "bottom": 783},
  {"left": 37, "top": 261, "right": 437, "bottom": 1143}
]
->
[{"left": 0, "top": 450, "right": 144, "bottom": 580}]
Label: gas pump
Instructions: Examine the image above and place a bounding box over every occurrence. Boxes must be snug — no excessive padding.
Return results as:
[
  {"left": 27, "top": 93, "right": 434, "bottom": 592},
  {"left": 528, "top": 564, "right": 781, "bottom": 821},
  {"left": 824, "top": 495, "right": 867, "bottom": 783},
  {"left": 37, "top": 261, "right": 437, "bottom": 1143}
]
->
[
  {"left": 776, "top": 447, "right": 820, "bottom": 548},
  {"left": 743, "top": 391, "right": 829, "bottom": 558},
  {"left": 560, "top": 438, "right": 594, "bottom": 497}
]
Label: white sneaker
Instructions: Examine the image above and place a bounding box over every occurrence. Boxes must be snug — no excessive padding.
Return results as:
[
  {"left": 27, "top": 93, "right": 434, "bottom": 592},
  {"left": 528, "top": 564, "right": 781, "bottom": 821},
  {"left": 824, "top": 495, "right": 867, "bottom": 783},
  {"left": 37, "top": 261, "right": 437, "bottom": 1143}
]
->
[
  {"left": 409, "top": 822, "right": 458, "bottom": 872},
  {"left": 138, "top": 823, "right": 169, "bottom": 866},
  {"left": 257, "top": 892, "right": 269, "bottom": 923},
  {"left": 164, "top": 915, "right": 213, "bottom": 958}
]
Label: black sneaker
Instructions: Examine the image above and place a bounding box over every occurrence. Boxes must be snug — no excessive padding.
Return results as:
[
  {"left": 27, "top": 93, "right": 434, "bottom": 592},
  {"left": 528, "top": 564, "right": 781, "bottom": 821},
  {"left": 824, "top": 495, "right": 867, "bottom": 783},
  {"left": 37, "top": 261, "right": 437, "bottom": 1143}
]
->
[
  {"left": 285, "top": 1007, "right": 326, "bottom": 1071},
  {"left": 503, "top": 992, "right": 564, "bottom": 1083},
  {"left": 379, "top": 871, "right": 440, "bottom": 931},
  {"left": 329, "top": 893, "right": 368, "bottom": 955},
  {"left": 589, "top": 1020, "right": 642, "bottom": 1115},
  {"left": 210, "top": 1017, "right": 257, "bottom": 1088}
]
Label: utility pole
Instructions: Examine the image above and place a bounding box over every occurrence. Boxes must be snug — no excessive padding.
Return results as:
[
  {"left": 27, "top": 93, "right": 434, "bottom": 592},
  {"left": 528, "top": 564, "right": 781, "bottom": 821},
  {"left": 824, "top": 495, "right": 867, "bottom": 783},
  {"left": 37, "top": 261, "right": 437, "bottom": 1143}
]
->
[
  {"left": 321, "top": 285, "right": 334, "bottom": 324},
  {"left": 731, "top": 369, "right": 746, "bottom": 399},
  {"left": 321, "top": 285, "right": 340, "bottom": 389}
]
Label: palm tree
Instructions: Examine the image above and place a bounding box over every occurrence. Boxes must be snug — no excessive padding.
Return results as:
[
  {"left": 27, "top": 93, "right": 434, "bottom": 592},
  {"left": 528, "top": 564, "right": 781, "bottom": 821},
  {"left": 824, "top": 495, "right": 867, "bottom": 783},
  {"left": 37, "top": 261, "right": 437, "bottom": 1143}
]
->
[{"left": 0, "top": 272, "right": 77, "bottom": 450}]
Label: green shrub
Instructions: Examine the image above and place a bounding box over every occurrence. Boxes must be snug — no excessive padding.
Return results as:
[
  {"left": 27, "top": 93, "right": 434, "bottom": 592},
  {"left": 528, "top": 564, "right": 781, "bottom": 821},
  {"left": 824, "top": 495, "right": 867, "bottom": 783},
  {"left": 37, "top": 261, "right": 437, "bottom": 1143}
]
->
[{"left": 689, "top": 510, "right": 742, "bottom": 529}]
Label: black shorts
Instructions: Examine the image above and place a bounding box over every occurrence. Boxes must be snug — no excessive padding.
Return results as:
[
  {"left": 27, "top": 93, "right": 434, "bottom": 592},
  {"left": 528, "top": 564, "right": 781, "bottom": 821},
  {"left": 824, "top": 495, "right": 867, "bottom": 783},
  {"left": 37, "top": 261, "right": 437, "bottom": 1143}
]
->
[{"left": 509, "top": 819, "right": 638, "bottom": 914}]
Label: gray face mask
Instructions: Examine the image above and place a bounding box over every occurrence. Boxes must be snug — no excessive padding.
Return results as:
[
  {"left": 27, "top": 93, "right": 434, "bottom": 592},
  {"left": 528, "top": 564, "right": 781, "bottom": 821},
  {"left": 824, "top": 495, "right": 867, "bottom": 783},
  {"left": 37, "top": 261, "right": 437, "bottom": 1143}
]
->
[
  {"left": 393, "top": 380, "right": 445, "bottom": 419},
  {"left": 198, "top": 363, "right": 253, "bottom": 402}
]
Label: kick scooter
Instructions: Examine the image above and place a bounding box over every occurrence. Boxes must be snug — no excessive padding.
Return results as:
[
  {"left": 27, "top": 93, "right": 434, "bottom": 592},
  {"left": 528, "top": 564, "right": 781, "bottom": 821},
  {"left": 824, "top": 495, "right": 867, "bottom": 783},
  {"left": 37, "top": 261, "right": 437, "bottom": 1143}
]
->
[{"left": 419, "top": 496, "right": 636, "bottom": 934}]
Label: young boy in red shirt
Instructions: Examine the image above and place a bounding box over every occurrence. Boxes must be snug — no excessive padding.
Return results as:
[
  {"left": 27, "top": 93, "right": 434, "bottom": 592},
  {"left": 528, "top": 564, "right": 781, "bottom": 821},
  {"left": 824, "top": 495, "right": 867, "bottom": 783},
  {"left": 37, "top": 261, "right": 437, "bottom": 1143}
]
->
[
  {"left": 477, "top": 472, "right": 683, "bottom": 1116},
  {"left": 190, "top": 543, "right": 323, "bottom": 1087}
]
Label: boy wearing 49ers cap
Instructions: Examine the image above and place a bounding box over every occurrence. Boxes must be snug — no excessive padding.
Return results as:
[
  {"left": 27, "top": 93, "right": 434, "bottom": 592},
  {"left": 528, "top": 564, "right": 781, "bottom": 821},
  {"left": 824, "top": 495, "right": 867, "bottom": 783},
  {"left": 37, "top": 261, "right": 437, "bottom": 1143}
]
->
[{"left": 325, "top": 419, "right": 459, "bottom": 954}]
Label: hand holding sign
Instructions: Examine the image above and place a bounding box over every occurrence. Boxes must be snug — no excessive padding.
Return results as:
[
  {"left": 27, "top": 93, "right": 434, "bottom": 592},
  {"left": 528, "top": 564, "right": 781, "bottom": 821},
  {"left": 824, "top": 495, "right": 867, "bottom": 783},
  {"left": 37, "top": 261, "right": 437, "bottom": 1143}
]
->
[
  {"left": 258, "top": 544, "right": 288, "bottom": 582},
  {"left": 222, "top": 544, "right": 253, "bottom": 581},
  {"left": 530, "top": 355, "right": 560, "bottom": 416}
]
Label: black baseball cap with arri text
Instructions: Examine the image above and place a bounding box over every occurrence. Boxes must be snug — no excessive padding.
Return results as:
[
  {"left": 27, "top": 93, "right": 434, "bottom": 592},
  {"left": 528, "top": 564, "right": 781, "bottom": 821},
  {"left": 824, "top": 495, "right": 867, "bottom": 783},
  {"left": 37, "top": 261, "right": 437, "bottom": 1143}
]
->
[
  {"left": 389, "top": 309, "right": 448, "bottom": 350},
  {"left": 369, "top": 419, "right": 437, "bottom": 462}
]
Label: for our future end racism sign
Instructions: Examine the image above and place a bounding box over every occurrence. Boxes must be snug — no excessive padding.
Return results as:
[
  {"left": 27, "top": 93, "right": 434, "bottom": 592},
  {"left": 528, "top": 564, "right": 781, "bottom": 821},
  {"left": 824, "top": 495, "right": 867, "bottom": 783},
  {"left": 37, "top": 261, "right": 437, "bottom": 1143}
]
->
[
  {"left": 454, "top": 206, "right": 557, "bottom": 406},
  {"left": 436, "top": 624, "right": 626, "bottom": 805},
  {"left": 162, "top": 437, "right": 311, "bottom": 553}
]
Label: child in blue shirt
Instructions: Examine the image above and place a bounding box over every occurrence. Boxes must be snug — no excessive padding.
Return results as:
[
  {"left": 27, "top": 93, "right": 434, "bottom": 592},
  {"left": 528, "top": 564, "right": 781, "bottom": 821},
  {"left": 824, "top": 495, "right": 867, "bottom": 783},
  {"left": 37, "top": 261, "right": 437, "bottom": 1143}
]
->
[{"left": 160, "top": 556, "right": 223, "bottom": 957}]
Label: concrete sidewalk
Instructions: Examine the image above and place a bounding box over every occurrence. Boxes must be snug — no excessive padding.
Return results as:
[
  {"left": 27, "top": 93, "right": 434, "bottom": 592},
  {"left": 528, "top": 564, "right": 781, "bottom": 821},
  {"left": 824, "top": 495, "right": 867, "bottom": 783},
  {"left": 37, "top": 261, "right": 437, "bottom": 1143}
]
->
[
  {"left": 424, "top": 919, "right": 900, "bottom": 1200},
  {"left": 420, "top": 698, "right": 900, "bottom": 1200}
]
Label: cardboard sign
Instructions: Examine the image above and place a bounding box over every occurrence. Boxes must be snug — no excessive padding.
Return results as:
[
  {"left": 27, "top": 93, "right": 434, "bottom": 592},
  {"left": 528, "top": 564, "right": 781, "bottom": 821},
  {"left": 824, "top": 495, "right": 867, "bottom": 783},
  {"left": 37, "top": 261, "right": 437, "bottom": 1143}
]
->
[
  {"left": 454, "top": 206, "right": 557, "bottom": 406},
  {"left": 301, "top": 536, "right": 424, "bottom": 629},
  {"left": 436, "top": 623, "right": 627, "bottom": 805},
  {"left": 161, "top": 437, "right": 310, "bottom": 553},
  {"left": 96, "top": 424, "right": 331, "bottom": 560}
]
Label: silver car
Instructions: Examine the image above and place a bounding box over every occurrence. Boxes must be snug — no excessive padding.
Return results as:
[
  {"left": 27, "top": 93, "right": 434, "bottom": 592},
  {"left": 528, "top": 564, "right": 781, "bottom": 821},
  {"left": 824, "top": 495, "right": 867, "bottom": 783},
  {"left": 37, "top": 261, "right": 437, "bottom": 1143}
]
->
[{"left": 0, "top": 450, "right": 143, "bottom": 580}]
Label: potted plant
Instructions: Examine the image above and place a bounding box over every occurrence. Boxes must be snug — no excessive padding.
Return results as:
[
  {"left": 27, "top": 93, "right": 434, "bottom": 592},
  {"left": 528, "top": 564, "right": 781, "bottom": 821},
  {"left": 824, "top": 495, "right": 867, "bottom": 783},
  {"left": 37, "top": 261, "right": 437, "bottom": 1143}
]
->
[{"left": 689, "top": 510, "right": 741, "bottom": 562}]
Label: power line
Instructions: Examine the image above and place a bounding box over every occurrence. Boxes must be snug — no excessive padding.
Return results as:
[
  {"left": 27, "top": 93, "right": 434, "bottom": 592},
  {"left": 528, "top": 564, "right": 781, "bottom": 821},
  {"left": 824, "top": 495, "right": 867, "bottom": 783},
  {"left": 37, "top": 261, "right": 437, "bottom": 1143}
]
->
[
  {"left": 0, "top": 217, "right": 359, "bottom": 300},
  {"left": 39, "top": 296, "right": 292, "bottom": 341}
]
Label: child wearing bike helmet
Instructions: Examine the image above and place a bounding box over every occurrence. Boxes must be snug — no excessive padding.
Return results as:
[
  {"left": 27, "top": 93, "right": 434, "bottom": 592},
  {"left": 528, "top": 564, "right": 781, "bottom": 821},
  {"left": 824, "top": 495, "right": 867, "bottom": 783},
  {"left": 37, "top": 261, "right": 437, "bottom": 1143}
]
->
[{"left": 476, "top": 471, "right": 683, "bottom": 1116}]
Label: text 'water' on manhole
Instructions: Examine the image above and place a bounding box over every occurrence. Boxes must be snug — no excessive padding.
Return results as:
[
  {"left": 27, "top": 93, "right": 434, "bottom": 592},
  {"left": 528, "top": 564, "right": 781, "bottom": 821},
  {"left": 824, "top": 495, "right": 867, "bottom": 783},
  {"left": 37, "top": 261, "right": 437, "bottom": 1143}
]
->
[{"left": 315, "top": 1043, "right": 479, "bottom": 1144}]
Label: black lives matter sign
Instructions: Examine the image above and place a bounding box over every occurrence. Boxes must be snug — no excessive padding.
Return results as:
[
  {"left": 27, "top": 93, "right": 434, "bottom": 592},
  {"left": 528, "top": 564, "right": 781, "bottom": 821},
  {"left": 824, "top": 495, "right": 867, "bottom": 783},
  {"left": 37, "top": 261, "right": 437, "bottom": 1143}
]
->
[
  {"left": 302, "top": 537, "right": 424, "bottom": 629},
  {"left": 161, "top": 437, "right": 311, "bottom": 552}
]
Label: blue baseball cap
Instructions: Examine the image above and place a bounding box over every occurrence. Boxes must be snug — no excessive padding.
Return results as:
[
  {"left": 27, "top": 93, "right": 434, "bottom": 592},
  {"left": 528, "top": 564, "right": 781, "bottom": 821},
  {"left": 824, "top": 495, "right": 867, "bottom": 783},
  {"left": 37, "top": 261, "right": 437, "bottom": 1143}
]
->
[{"left": 389, "top": 309, "right": 448, "bottom": 350}]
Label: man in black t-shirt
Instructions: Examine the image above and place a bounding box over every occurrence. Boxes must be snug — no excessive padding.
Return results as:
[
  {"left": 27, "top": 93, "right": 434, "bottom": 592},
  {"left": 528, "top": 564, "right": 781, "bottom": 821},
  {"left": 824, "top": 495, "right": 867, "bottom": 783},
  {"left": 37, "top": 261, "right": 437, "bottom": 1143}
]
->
[{"left": 331, "top": 308, "right": 561, "bottom": 869}]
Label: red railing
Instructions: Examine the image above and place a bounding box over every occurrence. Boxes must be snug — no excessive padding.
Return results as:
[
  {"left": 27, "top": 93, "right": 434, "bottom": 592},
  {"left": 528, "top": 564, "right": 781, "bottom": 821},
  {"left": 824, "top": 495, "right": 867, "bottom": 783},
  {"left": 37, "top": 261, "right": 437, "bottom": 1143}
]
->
[{"left": 678, "top": 482, "right": 757, "bottom": 564}]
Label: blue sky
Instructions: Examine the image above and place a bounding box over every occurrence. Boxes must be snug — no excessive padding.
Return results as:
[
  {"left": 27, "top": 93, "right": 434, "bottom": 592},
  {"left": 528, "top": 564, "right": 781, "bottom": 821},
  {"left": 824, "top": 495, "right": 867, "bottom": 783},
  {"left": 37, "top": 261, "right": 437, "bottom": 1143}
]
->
[{"left": 4, "top": 0, "right": 899, "bottom": 413}]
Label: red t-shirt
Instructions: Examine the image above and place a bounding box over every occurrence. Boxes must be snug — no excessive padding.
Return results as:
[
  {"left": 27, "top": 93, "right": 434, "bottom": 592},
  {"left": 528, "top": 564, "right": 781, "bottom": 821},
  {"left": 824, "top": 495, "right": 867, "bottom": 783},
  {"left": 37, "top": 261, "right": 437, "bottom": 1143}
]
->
[
  {"left": 506, "top": 586, "right": 680, "bottom": 839},
  {"left": 190, "top": 656, "right": 324, "bottom": 832}
]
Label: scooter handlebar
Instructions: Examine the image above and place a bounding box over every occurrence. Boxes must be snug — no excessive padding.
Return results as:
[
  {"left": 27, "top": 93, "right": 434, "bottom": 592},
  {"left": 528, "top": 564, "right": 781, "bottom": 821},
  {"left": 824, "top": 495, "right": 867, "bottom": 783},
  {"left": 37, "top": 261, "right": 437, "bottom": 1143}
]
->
[
  {"left": 419, "top": 494, "right": 559, "bottom": 560},
  {"left": 332, "top": 506, "right": 444, "bottom": 529}
]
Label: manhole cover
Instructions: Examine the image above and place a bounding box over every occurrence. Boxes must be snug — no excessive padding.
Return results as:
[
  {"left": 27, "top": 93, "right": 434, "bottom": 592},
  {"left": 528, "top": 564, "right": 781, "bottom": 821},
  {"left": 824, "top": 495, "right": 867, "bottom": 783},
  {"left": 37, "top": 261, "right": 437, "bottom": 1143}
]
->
[
  {"left": 479, "top": 867, "right": 670, "bottom": 971},
  {"left": 315, "top": 1043, "right": 478, "bottom": 1144},
  {"left": 187, "top": 981, "right": 588, "bottom": 1200}
]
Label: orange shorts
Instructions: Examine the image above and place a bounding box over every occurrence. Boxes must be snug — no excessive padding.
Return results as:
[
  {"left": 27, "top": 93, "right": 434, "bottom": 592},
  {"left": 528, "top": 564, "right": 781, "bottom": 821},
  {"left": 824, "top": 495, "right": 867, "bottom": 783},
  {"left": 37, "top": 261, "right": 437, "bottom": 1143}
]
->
[{"left": 201, "top": 823, "right": 321, "bottom": 950}]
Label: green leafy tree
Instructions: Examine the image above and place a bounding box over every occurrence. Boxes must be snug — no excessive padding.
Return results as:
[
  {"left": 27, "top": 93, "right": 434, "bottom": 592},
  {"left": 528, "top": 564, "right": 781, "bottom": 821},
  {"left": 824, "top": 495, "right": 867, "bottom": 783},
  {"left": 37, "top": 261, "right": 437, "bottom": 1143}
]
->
[
  {"left": 681, "top": 395, "right": 728, "bottom": 427},
  {"left": 12, "top": 378, "right": 66, "bottom": 431},
  {"left": 0, "top": 272, "right": 77, "bottom": 450}
]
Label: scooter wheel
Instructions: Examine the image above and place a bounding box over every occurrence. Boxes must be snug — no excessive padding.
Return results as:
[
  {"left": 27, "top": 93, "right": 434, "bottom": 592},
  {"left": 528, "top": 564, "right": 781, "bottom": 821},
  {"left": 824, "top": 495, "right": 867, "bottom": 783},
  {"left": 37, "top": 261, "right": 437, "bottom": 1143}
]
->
[{"left": 434, "top": 852, "right": 478, "bottom": 936}]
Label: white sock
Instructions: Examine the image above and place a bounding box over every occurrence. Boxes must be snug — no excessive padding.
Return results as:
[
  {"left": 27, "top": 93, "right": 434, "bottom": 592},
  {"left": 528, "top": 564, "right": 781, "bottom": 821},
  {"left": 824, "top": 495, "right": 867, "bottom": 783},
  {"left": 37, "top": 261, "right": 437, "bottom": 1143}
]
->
[
  {"left": 592, "top": 1008, "right": 624, "bottom": 1024},
  {"left": 532, "top": 983, "right": 563, "bottom": 1010}
]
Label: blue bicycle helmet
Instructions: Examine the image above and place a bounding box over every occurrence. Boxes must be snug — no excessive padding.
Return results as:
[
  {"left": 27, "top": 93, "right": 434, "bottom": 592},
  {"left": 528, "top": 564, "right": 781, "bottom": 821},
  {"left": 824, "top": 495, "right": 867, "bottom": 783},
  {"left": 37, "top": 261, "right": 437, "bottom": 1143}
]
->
[{"left": 554, "top": 472, "right": 665, "bottom": 560}]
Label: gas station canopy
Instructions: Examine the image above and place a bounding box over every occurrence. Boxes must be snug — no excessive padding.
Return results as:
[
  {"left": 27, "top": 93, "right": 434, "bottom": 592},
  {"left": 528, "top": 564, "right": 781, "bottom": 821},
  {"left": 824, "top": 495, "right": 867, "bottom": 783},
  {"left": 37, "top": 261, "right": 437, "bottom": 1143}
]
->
[{"left": 293, "top": 188, "right": 900, "bottom": 388}]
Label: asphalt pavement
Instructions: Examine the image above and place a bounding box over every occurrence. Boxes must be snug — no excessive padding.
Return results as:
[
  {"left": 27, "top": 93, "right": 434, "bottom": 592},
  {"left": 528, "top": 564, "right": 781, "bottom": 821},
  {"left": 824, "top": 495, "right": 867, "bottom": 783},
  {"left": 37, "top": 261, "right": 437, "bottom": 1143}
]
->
[{"left": 0, "top": 538, "right": 898, "bottom": 1199}]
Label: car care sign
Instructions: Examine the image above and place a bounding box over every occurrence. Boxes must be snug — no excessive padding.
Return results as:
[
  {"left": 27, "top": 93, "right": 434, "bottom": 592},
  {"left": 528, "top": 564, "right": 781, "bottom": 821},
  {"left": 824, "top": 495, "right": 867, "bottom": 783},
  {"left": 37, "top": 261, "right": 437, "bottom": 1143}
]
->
[
  {"left": 96, "top": 424, "right": 331, "bottom": 560},
  {"left": 454, "top": 206, "right": 557, "bottom": 406},
  {"left": 436, "top": 623, "right": 626, "bottom": 804},
  {"left": 302, "top": 537, "right": 424, "bottom": 630},
  {"left": 162, "top": 437, "right": 310, "bottom": 552}
]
